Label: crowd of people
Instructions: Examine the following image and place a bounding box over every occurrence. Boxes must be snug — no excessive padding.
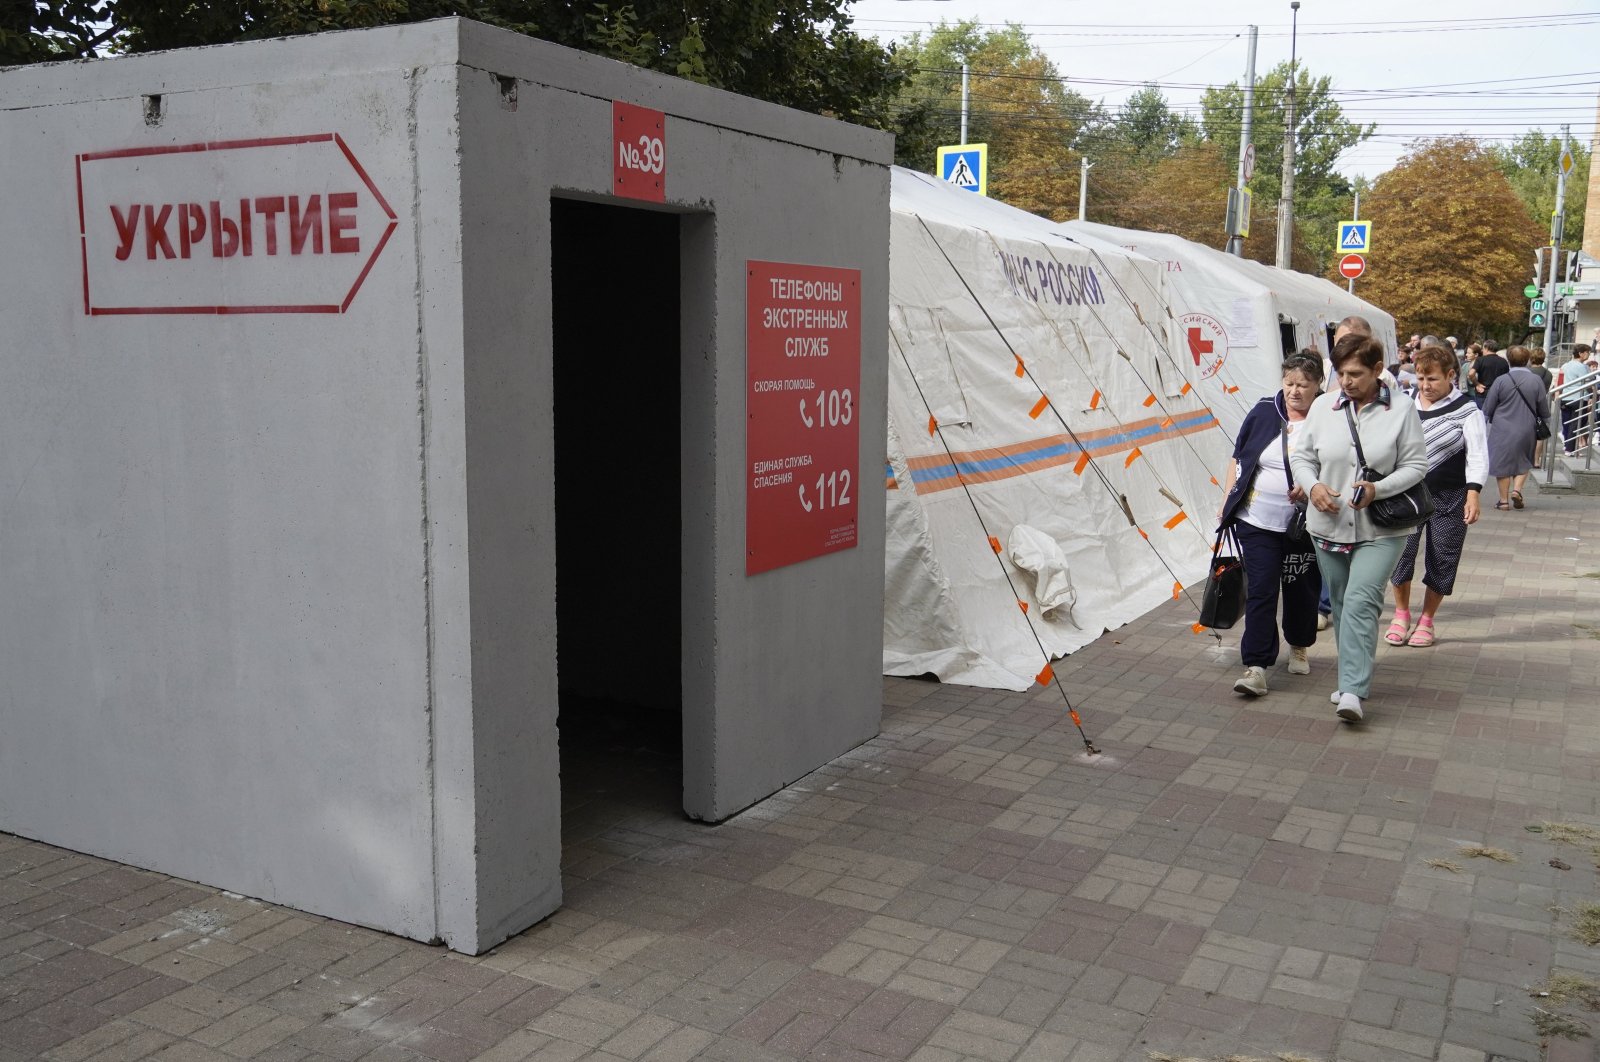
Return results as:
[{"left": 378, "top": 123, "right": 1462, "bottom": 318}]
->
[{"left": 1214, "top": 318, "right": 1590, "bottom": 725}]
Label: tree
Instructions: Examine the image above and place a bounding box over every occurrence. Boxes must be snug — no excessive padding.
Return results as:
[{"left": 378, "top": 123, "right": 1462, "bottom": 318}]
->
[
  {"left": 890, "top": 21, "right": 1101, "bottom": 219},
  {"left": 5, "top": 1, "right": 911, "bottom": 131},
  {"left": 1489, "top": 131, "right": 1591, "bottom": 264},
  {"left": 1200, "top": 62, "right": 1374, "bottom": 270},
  {"left": 1348, "top": 136, "right": 1545, "bottom": 339},
  {"left": 1112, "top": 84, "right": 1198, "bottom": 162}
]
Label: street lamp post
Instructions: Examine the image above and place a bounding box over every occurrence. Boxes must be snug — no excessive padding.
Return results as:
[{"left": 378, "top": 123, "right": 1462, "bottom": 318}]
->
[{"left": 1274, "top": 1, "right": 1300, "bottom": 269}]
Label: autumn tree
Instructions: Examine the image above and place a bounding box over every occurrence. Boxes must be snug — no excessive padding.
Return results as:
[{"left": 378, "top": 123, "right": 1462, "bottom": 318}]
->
[
  {"left": 1201, "top": 62, "right": 1373, "bottom": 270},
  {"left": 891, "top": 21, "right": 1101, "bottom": 219},
  {"left": 1349, "top": 136, "right": 1545, "bottom": 338}
]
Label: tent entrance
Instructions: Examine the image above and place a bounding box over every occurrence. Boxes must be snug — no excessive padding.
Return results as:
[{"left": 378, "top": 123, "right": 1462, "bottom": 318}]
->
[{"left": 551, "top": 197, "right": 684, "bottom": 829}]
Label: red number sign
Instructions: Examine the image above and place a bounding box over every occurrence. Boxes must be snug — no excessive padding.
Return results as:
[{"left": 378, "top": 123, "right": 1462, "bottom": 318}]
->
[
  {"left": 612, "top": 101, "right": 665, "bottom": 203},
  {"left": 746, "top": 261, "right": 861, "bottom": 575}
]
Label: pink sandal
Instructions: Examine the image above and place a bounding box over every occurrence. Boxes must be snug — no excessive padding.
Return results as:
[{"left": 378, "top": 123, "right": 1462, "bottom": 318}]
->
[
  {"left": 1407, "top": 617, "right": 1435, "bottom": 647},
  {"left": 1384, "top": 612, "right": 1411, "bottom": 646}
]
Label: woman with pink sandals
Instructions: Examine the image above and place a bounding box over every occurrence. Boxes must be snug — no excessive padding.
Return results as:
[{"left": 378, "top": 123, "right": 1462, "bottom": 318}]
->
[{"left": 1384, "top": 343, "right": 1488, "bottom": 648}]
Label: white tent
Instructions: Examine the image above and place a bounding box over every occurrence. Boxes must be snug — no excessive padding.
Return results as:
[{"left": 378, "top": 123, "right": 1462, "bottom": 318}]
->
[
  {"left": 1062, "top": 220, "right": 1399, "bottom": 437},
  {"left": 885, "top": 170, "right": 1240, "bottom": 690}
]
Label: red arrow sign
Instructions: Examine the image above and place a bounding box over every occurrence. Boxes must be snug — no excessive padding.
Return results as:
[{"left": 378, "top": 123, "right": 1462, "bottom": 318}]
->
[
  {"left": 1339, "top": 253, "right": 1366, "bottom": 280},
  {"left": 76, "top": 133, "right": 398, "bottom": 315}
]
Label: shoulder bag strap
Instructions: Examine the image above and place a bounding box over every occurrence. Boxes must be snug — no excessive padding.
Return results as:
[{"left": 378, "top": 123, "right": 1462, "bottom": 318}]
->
[
  {"left": 1509, "top": 377, "right": 1540, "bottom": 419},
  {"left": 1342, "top": 402, "right": 1368, "bottom": 472}
]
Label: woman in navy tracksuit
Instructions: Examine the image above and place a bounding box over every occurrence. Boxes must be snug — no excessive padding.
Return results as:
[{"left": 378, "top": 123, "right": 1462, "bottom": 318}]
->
[{"left": 1217, "top": 351, "right": 1325, "bottom": 697}]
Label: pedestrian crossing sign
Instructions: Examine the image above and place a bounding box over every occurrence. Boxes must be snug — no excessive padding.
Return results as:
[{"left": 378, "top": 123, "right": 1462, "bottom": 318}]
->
[
  {"left": 1338, "top": 220, "right": 1371, "bottom": 253},
  {"left": 937, "top": 143, "right": 988, "bottom": 196}
]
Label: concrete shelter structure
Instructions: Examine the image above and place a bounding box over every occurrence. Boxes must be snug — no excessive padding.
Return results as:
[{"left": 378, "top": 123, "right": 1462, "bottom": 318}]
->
[{"left": 0, "top": 19, "right": 891, "bottom": 953}]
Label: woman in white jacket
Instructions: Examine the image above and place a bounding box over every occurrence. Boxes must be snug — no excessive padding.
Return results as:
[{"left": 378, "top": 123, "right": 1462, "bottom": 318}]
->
[{"left": 1289, "top": 334, "right": 1429, "bottom": 723}]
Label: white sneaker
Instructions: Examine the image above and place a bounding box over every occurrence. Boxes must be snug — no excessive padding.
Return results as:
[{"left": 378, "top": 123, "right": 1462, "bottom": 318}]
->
[
  {"left": 1317, "top": 612, "right": 1331, "bottom": 631},
  {"left": 1330, "top": 689, "right": 1343, "bottom": 704},
  {"left": 1287, "top": 646, "right": 1310, "bottom": 675},
  {"left": 1336, "top": 693, "right": 1364, "bottom": 722},
  {"left": 1234, "top": 666, "right": 1268, "bottom": 697}
]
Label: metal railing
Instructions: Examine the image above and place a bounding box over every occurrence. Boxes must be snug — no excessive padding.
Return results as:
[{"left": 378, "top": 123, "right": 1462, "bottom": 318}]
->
[{"left": 1543, "top": 369, "right": 1597, "bottom": 480}]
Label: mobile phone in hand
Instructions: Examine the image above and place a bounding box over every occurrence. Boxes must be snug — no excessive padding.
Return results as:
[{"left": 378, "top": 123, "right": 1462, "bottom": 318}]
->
[{"left": 1352, "top": 485, "right": 1366, "bottom": 505}]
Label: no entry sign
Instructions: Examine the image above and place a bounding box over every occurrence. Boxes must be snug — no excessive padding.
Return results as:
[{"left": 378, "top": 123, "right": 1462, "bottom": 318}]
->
[
  {"left": 1338, "top": 253, "right": 1366, "bottom": 280},
  {"left": 746, "top": 260, "right": 861, "bottom": 575}
]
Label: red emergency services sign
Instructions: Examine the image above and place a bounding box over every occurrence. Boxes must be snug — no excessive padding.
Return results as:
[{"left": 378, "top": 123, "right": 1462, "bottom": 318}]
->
[
  {"left": 746, "top": 261, "right": 861, "bottom": 575},
  {"left": 75, "top": 133, "right": 397, "bottom": 315}
]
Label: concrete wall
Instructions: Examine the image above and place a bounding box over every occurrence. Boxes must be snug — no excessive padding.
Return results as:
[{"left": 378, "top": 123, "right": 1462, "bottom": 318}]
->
[{"left": 0, "top": 19, "right": 890, "bottom": 952}]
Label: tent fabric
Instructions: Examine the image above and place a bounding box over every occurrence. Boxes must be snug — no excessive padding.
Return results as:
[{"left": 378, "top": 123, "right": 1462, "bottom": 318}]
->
[
  {"left": 884, "top": 169, "right": 1237, "bottom": 690},
  {"left": 1061, "top": 220, "right": 1399, "bottom": 438}
]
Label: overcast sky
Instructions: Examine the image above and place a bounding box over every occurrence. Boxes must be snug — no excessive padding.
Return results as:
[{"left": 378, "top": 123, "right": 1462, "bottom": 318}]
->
[{"left": 847, "top": 0, "right": 1600, "bottom": 180}]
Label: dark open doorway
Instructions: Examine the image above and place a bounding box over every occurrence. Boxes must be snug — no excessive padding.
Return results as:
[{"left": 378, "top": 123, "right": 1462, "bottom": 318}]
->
[{"left": 550, "top": 197, "right": 684, "bottom": 846}]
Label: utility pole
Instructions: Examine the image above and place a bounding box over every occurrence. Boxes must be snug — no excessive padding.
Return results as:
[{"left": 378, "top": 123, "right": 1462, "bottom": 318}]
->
[
  {"left": 1226, "top": 25, "right": 1258, "bottom": 257},
  {"left": 960, "top": 63, "right": 969, "bottom": 145},
  {"left": 1347, "top": 190, "right": 1359, "bottom": 294},
  {"left": 1079, "top": 156, "right": 1093, "bottom": 221},
  {"left": 1274, "top": 1, "right": 1300, "bottom": 269},
  {"left": 1546, "top": 123, "right": 1571, "bottom": 350}
]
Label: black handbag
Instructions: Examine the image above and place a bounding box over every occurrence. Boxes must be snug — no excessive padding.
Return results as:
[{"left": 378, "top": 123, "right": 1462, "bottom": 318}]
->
[
  {"left": 1281, "top": 424, "right": 1309, "bottom": 542},
  {"left": 1508, "top": 379, "right": 1551, "bottom": 440},
  {"left": 1343, "top": 404, "right": 1434, "bottom": 530},
  {"left": 1198, "top": 527, "right": 1247, "bottom": 630}
]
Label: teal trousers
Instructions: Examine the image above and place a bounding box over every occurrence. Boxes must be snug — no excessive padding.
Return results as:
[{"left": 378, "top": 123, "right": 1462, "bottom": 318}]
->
[{"left": 1314, "top": 536, "right": 1407, "bottom": 700}]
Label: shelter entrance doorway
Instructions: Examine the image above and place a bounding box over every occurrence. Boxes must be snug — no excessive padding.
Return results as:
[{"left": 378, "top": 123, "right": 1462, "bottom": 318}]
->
[{"left": 551, "top": 197, "right": 685, "bottom": 831}]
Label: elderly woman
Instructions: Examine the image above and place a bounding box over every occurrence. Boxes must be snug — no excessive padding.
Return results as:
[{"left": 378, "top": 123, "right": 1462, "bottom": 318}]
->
[
  {"left": 1482, "top": 345, "right": 1551, "bottom": 510},
  {"left": 1289, "top": 334, "right": 1428, "bottom": 723},
  {"left": 1384, "top": 344, "right": 1488, "bottom": 648},
  {"left": 1218, "top": 351, "right": 1326, "bottom": 697}
]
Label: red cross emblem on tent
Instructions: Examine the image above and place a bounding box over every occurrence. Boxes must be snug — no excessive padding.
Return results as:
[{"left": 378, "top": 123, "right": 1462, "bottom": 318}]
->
[{"left": 1179, "top": 312, "right": 1229, "bottom": 380}]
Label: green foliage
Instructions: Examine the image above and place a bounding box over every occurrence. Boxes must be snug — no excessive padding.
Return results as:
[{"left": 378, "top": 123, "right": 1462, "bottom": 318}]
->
[
  {"left": 1201, "top": 62, "right": 1374, "bottom": 270},
  {"left": 5, "top": 1, "right": 909, "bottom": 132},
  {"left": 1113, "top": 84, "right": 1198, "bottom": 162},
  {"left": 1489, "top": 131, "right": 1590, "bottom": 255}
]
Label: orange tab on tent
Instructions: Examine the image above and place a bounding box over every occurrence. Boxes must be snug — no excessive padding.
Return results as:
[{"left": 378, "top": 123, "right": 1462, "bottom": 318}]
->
[
  {"left": 1028, "top": 395, "right": 1050, "bottom": 420},
  {"left": 927, "top": 414, "right": 938, "bottom": 436},
  {"left": 1192, "top": 622, "right": 1206, "bottom": 634},
  {"left": 1073, "top": 452, "right": 1090, "bottom": 475},
  {"left": 1160, "top": 417, "right": 1174, "bottom": 429},
  {"left": 1014, "top": 356, "right": 1026, "bottom": 378},
  {"left": 1017, "top": 600, "right": 1029, "bottom": 614},
  {"left": 1210, "top": 475, "right": 1220, "bottom": 486},
  {"left": 1163, "top": 510, "right": 1189, "bottom": 530},
  {"left": 1172, "top": 581, "right": 1182, "bottom": 600},
  {"left": 1180, "top": 381, "right": 1192, "bottom": 395},
  {"left": 988, "top": 535, "right": 1002, "bottom": 554},
  {"left": 1124, "top": 447, "right": 1143, "bottom": 468},
  {"left": 1138, "top": 528, "right": 1150, "bottom": 540},
  {"left": 1089, "top": 389, "right": 1102, "bottom": 410},
  {"left": 1225, "top": 385, "right": 1240, "bottom": 394},
  {"left": 1142, "top": 393, "right": 1157, "bottom": 408},
  {"left": 1035, "top": 663, "right": 1054, "bottom": 686},
  {"left": 1069, "top": 709, "right": 1082, "bottom": 726}
]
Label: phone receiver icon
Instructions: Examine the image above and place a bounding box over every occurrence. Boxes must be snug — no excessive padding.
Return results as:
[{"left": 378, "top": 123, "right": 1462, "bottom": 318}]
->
[
  {"left": 798, "top": 483, "right": 813, "bottom": 512},
  {"left": 798, "top": 398, "right": 813, "bottom": 427}
]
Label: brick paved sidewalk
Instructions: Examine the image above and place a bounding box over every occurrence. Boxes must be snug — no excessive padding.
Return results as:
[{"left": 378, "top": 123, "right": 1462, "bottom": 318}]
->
[{"left": 5, "top": 485, "right": 1600, "bottom": 1062}]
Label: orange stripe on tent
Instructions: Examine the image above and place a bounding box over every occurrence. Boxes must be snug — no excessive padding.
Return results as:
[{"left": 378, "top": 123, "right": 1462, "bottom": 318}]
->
[
  {"left": 927, "top": 414, "right": 938, "bottom": 436},
  {"left": 1089, "top": 389, "right": 1101, "bottom": 410},
  {"left": 1210, "top": 475, "right": 1220, "bottom": 486},
  {"left": 1160, "top": 417, "right": 1174, "bottom": 429},
  {"left": 1225, "top": 385, "right": 1240, "bottom": 394},
  {"left": 1073, "top": 452, "right": 1090, "bottom": 475},
  {"left": 1017, "top": 600, "right": 1029, "bottom": 614},
  {"left": 988, "top": 535, "right": 1002, "bottom": 554},
  {"left": 1172, "top": 581, "right": 1182, "bottom": 599},
  {"left": 1163, "top": 511, "right": 1188, "bottom": 530},
  {"left": 1192, "top": 622, "right": 1206, "bottom": 634},
  {"left": 1069, "top": 709, "right": 1082, "bottom": 726},
  {"left": 1138, "top": 528, "right": 1149, "bottom": 540},
  {"left": 1014, "top": 356, "right": 1026, "bottom": 378},
  {"left": 1028, "top": 395, "right": 1050, "bottom": 420},
  {"left": 1180, "top": 382, "right": 1192, "bottom": 395},
  {"left": 1035, "top": 663, "right": 1054, "bottom": 686},
  {"left": 1142, "top": 393, "right": 1157, "bottom": 407},
  {"left": 1125, "top": 447, "right": 1143, "bottom": 468}
]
